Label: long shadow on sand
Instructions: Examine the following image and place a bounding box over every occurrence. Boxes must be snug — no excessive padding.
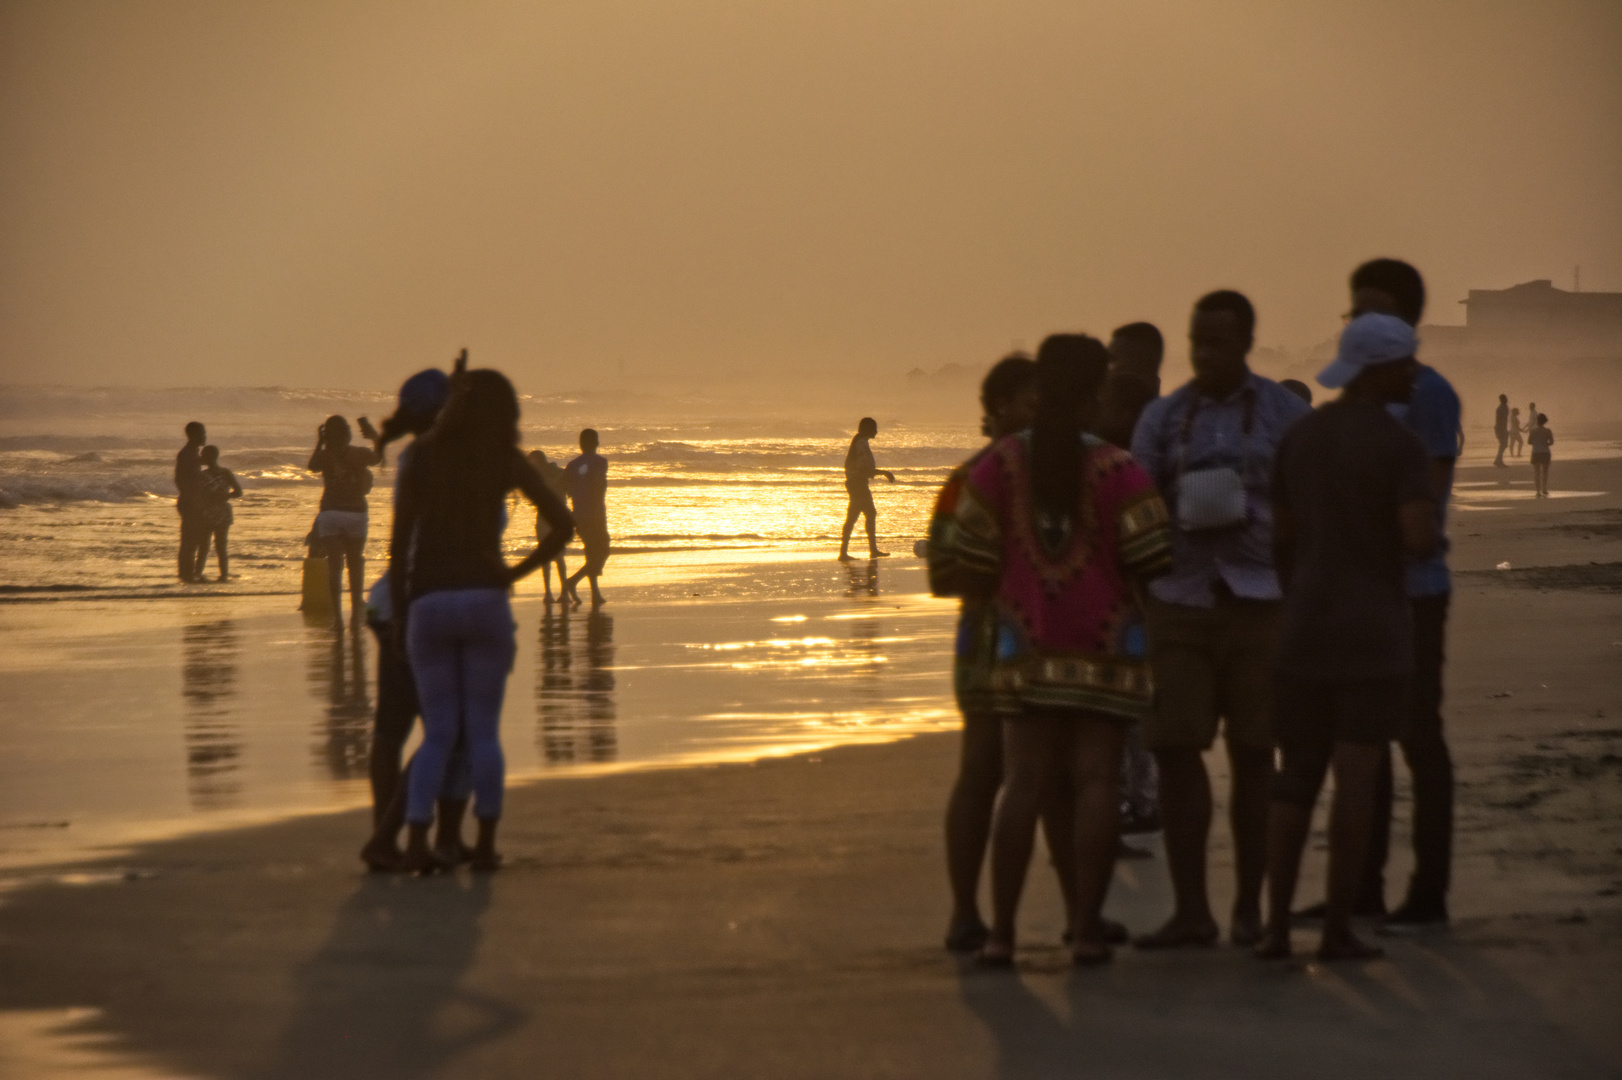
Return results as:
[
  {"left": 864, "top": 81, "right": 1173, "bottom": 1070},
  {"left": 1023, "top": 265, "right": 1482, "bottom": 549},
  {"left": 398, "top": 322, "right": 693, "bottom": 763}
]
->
[{"left": 255, "top": 874, "right": 520, "bottom": 1079}]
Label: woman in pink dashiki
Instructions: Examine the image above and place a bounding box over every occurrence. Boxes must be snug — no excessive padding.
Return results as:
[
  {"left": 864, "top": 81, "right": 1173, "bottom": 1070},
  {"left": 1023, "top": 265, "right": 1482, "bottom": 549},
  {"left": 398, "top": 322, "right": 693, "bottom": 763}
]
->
[{"left": 949, "top": 334, "right": 1172, "bottom": 966}]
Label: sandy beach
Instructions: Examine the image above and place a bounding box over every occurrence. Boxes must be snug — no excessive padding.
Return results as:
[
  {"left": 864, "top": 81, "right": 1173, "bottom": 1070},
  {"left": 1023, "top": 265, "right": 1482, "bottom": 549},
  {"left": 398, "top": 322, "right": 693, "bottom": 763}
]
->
[{"left": 0, "top": 454, "right": 1619, "bottom": 1078}]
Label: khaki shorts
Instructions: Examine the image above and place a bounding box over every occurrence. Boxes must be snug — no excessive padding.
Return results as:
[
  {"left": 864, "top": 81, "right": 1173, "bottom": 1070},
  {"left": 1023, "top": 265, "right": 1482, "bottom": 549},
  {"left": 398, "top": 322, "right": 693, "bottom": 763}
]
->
[{"left": 1143, "top": 594, "right": 1279, "bottom": 752}]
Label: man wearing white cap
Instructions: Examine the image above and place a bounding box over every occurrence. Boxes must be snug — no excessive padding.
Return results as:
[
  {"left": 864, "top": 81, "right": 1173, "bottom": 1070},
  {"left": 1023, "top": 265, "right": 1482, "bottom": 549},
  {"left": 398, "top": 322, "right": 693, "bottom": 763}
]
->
[{"left": 1255, "top": 313, "right": 1437, "bottom": 962}]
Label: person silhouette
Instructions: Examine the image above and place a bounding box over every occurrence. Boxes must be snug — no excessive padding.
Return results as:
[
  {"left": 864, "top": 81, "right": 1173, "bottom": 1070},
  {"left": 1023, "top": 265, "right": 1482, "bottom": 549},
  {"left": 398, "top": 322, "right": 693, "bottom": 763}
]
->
[
  {"left": 1493, "top": 394, "right": 1510, "bottom": 467},
  {"left": 175, "top": 421, "right": 208, "bottom": 581},
  {"left": 527, "top": 449, "right": 571, "bottom": 603},
  {"left": 562, "top": 429, "right": 610, "bottom": 607},
  {"left": 838, "top": 417, "right": 895, "bottom": 561},
  {"left": 195, "top": 445, "right": 242, "bottom": 580},
  {"left": 307, "top": 415, "right": 383, "bottom": 628}
]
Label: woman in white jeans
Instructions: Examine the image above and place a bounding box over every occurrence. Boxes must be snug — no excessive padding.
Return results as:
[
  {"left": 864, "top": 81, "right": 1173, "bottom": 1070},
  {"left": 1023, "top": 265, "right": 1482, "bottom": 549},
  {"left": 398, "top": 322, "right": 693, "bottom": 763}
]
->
[
  {"left": 308, "top": 415, "right": 382, "bottom": 628},
  {"left": 390, "top": 369, "right": 573, "bottom": 872}
]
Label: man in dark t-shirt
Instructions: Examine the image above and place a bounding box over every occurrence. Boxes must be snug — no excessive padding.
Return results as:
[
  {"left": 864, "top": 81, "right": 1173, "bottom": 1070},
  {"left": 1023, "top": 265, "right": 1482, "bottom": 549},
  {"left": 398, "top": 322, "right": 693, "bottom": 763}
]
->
[{"left": 1256, "top": 313, "right": 1436, "bottom": 963}]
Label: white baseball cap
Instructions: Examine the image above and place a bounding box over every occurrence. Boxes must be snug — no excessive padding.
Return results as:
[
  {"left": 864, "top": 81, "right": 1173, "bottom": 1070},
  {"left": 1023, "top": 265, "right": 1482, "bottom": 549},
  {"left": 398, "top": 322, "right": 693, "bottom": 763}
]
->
[{"left": 1317, "top": 312, "right": 1417, "bottom": 389}]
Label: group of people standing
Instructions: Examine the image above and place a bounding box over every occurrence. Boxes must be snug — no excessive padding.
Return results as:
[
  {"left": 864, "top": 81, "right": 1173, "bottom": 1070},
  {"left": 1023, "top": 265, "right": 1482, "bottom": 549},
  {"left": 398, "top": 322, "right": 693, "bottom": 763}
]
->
[
  {"left": 173, "top": 361, "right": 618, "bottom": 873},
  {"left": 1493, "top": 394, "right": 1555, "bottom": 497},
  {"left": 929, "top": 258, "right": 1461, "bottom": 966},
  {"left": 173, "top": 422, "right": 243, "bottom": 581}
]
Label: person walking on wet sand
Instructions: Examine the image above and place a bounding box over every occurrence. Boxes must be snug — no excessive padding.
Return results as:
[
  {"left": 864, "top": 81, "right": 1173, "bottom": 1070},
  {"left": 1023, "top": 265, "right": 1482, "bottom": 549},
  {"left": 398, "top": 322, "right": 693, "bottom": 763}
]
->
[
  {"left": 195, "top": 446, "right": 241, "bottom": 581},
  {"left": 949, "top": 335, "right": 1173, "bottom": 966},
  {"left": 562, "top": 429, "right": 610, "bottom": 607},
  {"left": 1493, "top": 394, "right": 1510, "bottom": 467},
  {"left": 390, "top": 368, "right": 574, "bottom": 873},
  {"left": 1507, "top": 408, "right": 1523, "bottom": 457},
  {"left": 308, "top": 416, "right": 382, "bottom": 628},
  {"left": 1256, "top": 313, "right": 1437, "bottom": 963},
  {"left": 839, "top": 417, "right": 896, "bottom": 561},
  {"left": 1529, "top": 413, "right": 1553, "bottom": 497},
  {"left": 1128, "top": 290, "right": 1310, "bottom": 950},
  {"left": 174, "top": 421, "right": 208, "bottom": 581},
  {"left": 528, "top": 449, "right": 571, "bottom": 602}
]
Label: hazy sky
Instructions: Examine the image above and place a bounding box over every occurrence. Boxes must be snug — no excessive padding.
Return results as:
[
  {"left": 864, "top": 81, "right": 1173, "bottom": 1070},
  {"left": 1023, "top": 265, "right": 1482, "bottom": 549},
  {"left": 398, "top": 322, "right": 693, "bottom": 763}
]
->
[{"left": 2, "top": 0, "right": 1618, "bottom": 390}]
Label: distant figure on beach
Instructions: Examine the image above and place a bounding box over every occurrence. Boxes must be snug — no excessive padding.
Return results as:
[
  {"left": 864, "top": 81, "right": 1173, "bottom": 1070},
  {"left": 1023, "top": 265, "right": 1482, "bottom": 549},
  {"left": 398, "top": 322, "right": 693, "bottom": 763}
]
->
[
  {"left": 1258, "top": 312, "right": 1436, "bottom": 962},
  {"left": 1493, "top": 394, "right": 1510, "bottom": 467},
  {"left": 1279, "top": 379, "right": 1313, "bottom": 405},
  {"left": 1330, "top": 257, "right": 1463, "bottom": 932},
  {"left": 948, "top": 334, "right": 1173, "bottom": 966},
  {"left": 359, "top": 366, "right": 479, "bottom": 872},
  {"left": 562, "top": 429, "right": 610, "bottom": 607},
  {"left": 307, "top": 416, "right": 382, "bottom": 628},
  {"left": 1129, "top": 289, "right": 1311, "bottom": 951},
  {"left": 1093, "top": 322, "right": 1164, "bottom": 450},
  {"left": 1507, "top": 408, "right": 1523, "bottom": 457},
  {"left": 839, "top": 417, "right": 896, "bottom": 561},
  {"left": 528, "top": 450, "right": 571, "bottom": 603},
  {"left": 389, "top": 368, "right": 574, "bottom": 873},
  {"left": 195, "top": 446, "right": 241, "bottom": 581},
  {"left": 1529, "top": 413, "right": 1553, "bottom": 497},
  {"left": 175, "top": 421, "right": 208, "bottom": 581}
]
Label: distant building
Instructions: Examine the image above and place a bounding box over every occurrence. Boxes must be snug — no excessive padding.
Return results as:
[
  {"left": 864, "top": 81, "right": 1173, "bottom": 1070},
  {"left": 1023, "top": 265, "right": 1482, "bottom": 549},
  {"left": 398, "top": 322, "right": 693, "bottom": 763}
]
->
[{"left": 1421, "top": 279, "right": 1622, "bottom": 361}]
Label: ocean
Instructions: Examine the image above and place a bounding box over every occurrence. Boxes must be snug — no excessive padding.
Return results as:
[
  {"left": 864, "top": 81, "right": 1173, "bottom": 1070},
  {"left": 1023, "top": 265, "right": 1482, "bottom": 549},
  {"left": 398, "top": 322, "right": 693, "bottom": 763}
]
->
[{"left": 0, "top": 384, "right": 982, "bottom": 598}]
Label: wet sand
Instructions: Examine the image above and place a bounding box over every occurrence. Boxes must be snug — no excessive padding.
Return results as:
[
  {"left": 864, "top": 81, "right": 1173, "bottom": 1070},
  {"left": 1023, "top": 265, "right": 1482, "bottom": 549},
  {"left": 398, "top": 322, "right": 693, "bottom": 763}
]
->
[{"left": 0, "top": 456, "right": 1619, "bottom": 1078}]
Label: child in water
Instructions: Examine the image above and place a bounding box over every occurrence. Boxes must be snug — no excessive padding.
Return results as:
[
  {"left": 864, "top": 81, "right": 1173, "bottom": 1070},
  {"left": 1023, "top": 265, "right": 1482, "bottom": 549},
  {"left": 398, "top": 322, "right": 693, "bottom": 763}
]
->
[
  {"left": 197, "top": 445, "right": 242, "bottom": 580},
  {"left": 1507, "top": 408, "right": 1523, "bottom": 457},
  {"left": 1528, "top": 413, "right": 1553, "bottom": 498}
]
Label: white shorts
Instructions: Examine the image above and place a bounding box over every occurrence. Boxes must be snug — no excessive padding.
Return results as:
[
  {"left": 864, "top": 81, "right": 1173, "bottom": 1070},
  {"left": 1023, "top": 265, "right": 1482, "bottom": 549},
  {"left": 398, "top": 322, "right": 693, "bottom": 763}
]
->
[{"left": 315, "top": 509, "right": 368, "bottom": 543}]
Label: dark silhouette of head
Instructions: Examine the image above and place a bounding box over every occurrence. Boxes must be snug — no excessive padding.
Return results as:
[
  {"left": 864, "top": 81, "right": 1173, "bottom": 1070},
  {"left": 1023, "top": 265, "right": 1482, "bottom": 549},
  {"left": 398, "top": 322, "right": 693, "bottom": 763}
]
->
[
  {"left": 382, "top": 368, "right": 452, "bottom": 441},
  {"left": 1500, "top": 394, "right": 1508, "bottom": 404},
  {"left": 980, "top": 353, "right": 1038, "bottom": 438},
  {"left": 1030, "top": 334, "right": 1110, "bottom": 522},
  {"left": 1536, "top": 413, "right": 1547, "bottom": 426},
  {"left": 580, "top": 428, "right": 600, "bottom": 453},
  {"left": 528, "top": 449, "right": 549, "bottom": 466},
  {"left": 857, "top": 417, "right": 878, "bottom": 438},
  {"left": 185, "top": 421, "right": 206, "bottom": 445},
  {"left": 323, "top": 416, "right": 352, "bottom": 449},
  {"left": 1279, "top": 379, "right": 1313, "bottom": 405},
  {"left": 1350, "top": 259, "right": 1426, "bottom": 327},
  {"left": 200, "top": 445, "right": 220, "bottom": 466},
  {"left": 1109, "top": 322, "right": 1164, "bottom": 377},
  {"left": 1190, "top": 291, "right": 1254, "bottom": 398},
  {"left": 432, "top": 370, "right": 521, "bottom": 457}
]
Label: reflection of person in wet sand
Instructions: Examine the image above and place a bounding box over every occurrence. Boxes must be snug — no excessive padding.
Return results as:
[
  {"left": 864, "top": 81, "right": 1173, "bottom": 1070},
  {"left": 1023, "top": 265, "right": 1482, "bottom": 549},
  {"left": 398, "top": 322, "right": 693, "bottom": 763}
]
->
[
  {"left": 838, "top": 417, "right": 895, "bottom": 561},
  {"left": 563, "top": 429, "right": 610, "bottom": 607},
  {"left": 195, "top": 445, "right": 241, "bottom": 581},
  {"left": 527, "top": 450, "right": 571, "bottom": 603}
]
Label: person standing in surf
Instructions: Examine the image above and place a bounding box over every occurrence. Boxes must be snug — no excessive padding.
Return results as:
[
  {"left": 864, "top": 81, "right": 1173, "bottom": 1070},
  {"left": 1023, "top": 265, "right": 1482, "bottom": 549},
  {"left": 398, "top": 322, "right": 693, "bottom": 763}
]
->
[
  {"left": 528, "top": 449, "right": 572, "bottom": 603},
  {"left": 562, "top": 429, "right": 610, "bottom": 607},
  {"left": 195, "top": 445, "right": 242, "bottom": 581},
  {"left": 838, "top": 417, "right": 896, "bottom": 561},
  {"left": 175, "top": 421, "right": 208, "bottom": 581},
  {"left": 307, "top": 415, "right": 382, "bottom": 628}
]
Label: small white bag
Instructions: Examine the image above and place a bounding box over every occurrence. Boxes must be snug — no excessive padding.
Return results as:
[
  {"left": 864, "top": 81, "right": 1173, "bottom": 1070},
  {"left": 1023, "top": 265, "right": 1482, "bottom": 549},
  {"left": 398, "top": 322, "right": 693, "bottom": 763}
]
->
[{"left": 1174, "top": 467, "right": 1247, "bottom": 532}]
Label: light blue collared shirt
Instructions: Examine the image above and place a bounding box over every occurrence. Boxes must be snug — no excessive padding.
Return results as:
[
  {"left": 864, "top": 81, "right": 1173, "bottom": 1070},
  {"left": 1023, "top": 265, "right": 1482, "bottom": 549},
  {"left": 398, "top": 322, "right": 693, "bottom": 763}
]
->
[{"left": 1130, "top": 372, "right": 1311, "bottom": 608}]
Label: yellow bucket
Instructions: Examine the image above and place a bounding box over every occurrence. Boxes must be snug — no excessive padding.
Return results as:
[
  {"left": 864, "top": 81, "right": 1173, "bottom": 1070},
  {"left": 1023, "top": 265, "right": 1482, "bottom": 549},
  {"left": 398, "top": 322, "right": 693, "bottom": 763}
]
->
[{"left": 300, "top": 556, "right": 333, "bottom": 620}]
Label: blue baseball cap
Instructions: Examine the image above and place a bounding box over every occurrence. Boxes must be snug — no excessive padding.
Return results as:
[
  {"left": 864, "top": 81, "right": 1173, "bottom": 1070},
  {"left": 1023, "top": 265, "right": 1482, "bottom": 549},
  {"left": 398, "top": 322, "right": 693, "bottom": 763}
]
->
[
  {"left": 1317, "top": 313, "right": 1417, "bottom": 389},
  {"left": 396, "top": 368, "right": 450, "bottom": 421}
]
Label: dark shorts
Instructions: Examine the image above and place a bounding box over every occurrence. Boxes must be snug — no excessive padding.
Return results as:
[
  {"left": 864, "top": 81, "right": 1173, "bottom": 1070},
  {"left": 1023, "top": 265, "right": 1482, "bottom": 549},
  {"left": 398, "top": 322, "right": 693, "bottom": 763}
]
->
[
  {"left": 845, "top": 481, "right": 876, "bottom": 517},
  {"left": 577, "top": 516, "right": 610, "bottom": 575},
  {"left": 1273, "top": 676, "right": 1409, "bottom": 750},
  {"left": 1143, "top": 595, "right": 1279, "bottom": 752}
]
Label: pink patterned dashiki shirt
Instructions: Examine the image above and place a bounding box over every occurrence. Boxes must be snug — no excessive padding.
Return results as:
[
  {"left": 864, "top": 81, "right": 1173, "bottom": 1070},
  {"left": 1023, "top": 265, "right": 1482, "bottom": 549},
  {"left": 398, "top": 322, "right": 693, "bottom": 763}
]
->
[{"left": 950, "top": 433, "right": 1172, "bottom": 718}]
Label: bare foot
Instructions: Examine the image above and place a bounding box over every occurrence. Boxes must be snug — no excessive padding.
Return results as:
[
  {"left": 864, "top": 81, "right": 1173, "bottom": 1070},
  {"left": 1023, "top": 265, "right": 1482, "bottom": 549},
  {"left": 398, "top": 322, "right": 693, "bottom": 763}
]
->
[
  {"left": 1070, "top": 939, "right": 1114, "bottom": 966},
  {"left": 360, "top": 839, "right": 404, "bottom": 873},
  {"left": 869, "top": 550, "right": 891, "bottom": 558},
  {"left": 1230, "top": 911, "right": 1264, "bottom": 947},
  {"left": 974, "top": 937, "right": 1015, "bottom": 968},
  {"left": 400, "top": 846, "right": 454, "bottom": 876},
  {"left": 837, "top": 553, "right": 854, "bottom": 563},
  {"left": 1253, "top": 933, "right": 1293, "bottom": 960}
]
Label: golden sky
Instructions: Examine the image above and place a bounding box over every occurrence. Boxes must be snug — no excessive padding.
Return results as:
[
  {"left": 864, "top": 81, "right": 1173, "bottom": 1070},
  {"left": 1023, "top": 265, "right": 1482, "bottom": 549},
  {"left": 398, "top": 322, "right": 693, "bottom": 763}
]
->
[{"left": 1, "top": 0, "right": 1618, "bottom": 389}]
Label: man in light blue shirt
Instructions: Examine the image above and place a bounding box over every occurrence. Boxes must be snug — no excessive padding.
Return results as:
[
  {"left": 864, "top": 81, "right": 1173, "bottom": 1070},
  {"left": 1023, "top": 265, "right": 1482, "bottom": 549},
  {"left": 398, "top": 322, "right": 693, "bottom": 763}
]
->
[{"left": 1129, "top": 290, "right": 1310, "bottom": 950}]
